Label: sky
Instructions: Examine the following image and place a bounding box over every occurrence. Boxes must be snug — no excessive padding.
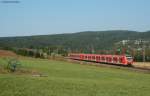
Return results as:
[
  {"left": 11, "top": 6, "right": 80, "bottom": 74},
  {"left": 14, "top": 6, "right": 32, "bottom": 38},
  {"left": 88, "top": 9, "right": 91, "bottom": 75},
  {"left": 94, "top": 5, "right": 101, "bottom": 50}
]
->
[{"left": 0, "top": 0, "right": 150, "bottom": 37}]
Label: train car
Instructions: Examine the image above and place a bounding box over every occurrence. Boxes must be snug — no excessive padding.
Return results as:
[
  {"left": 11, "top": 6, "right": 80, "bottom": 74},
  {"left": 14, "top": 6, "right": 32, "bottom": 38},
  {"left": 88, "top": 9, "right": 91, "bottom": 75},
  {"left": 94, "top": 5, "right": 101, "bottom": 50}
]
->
[{"left": 68, "top": 53, "right": 133, "bottom": 66}]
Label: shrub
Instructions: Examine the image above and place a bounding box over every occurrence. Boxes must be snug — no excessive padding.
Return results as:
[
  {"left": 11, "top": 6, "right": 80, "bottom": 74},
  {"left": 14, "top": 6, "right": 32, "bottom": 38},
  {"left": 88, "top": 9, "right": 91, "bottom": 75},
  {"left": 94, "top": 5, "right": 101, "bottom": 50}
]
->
[{"left": 6, "top": 58, "right": 21, "bottom": 72}]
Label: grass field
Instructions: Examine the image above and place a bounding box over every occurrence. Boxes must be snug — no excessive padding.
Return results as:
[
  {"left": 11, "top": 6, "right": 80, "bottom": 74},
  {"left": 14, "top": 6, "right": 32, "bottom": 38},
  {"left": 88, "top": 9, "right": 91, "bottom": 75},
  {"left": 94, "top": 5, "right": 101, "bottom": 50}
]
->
[{"left": 0, "top": 57, "right": 150, "bottom": 96}]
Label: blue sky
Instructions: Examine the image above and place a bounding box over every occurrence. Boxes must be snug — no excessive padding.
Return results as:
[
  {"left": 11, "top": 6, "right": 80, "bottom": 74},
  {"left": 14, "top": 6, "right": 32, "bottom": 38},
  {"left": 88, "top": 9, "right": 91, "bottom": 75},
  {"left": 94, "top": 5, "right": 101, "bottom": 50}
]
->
[{"left": 0, "top": 0, "right": 150, "bottom": 37}]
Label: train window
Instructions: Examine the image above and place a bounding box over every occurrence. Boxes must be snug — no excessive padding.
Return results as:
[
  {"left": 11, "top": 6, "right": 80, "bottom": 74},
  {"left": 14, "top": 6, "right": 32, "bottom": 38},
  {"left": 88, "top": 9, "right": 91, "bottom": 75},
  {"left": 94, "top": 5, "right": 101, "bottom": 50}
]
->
[
  {"left": 99, "top": 56, "right": 101, "bottom": 60},
  {"left": 102, "top": 57, "right": 105, "bottom": 60},
  {"left": 92, "top": 56, "right": 95, "bottom": 59},
  {"left": 106, "top": 57, "right": 109, "bottom": 61},
  {"left": 119, "top": 57, "right": 123, "bottom": 63},
  {"left": 113, "top": 57, "right": 117, "bottom": 62},
  {"left": 108, "top": 57, "right": 112, "bottom": 62},
  {"left": 126, "top": 56, "right": 133, "bottom": 61},
  {"left": 85, "top": 56, "right": 87, "bottom": 59},
  {"left": 96, "top": 56, "right": 99, "bottom": 60}
]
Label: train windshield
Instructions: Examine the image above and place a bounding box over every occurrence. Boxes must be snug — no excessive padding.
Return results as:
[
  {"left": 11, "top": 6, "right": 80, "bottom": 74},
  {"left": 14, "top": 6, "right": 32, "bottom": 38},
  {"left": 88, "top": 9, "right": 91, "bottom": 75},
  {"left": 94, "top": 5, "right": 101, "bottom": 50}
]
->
[{"left": 126, "top": 55, "right": 133, "bottom": 61}]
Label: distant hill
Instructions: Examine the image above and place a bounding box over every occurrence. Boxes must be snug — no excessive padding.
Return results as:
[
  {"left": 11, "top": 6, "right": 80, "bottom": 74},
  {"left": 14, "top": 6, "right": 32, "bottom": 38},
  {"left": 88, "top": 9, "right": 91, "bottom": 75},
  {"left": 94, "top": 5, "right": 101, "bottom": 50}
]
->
[{"left": 0, "top": 30, "right": 150, "bottom": 52}]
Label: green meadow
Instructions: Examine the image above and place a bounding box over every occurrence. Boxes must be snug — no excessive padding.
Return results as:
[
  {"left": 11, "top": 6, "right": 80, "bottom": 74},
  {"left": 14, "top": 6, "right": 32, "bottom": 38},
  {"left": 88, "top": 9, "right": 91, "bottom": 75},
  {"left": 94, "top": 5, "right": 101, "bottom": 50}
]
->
[{"left": 0, "top": 57, "right": 150, "bottom": 96}]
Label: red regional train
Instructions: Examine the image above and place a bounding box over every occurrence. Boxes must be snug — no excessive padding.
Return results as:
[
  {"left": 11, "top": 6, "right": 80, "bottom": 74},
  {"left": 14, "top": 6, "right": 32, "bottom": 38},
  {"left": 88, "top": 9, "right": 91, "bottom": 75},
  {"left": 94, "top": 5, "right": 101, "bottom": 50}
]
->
[{"left": 69, "top": 53, "right": 133, "bottom": 66}]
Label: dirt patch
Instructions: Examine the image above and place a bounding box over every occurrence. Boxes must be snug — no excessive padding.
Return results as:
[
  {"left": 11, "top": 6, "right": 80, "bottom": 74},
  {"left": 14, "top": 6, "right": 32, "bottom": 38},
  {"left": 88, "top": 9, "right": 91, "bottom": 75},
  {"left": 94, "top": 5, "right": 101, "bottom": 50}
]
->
[
  {"left": 0, "top": 67, "right": 8, "bottom": 74},
  {"left": 133, "top": 62, "right": 150, "bottom": 69},
  {"left": 15, "top": 69, "right": 48, "bottom": 77},
  {"left": 0, "top": 50, "right": 17, "bottom": 57},
  {"left": 0, "top": 66, "right": 44, "bottom": 76}
]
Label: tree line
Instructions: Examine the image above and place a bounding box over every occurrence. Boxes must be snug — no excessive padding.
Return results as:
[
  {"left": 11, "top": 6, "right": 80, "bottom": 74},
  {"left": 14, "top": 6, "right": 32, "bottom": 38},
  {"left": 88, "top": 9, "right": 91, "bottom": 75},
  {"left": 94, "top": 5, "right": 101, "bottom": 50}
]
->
[{"left": 0, "top": 30, "right": 150, "bottom": 61}]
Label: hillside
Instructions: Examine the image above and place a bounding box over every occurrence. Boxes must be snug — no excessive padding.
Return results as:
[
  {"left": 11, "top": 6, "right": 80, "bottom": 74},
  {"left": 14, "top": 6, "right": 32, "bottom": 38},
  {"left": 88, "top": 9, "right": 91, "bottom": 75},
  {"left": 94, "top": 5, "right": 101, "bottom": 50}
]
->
[{"left": 0, "top": 30, "right": 150, "bottom": 52}]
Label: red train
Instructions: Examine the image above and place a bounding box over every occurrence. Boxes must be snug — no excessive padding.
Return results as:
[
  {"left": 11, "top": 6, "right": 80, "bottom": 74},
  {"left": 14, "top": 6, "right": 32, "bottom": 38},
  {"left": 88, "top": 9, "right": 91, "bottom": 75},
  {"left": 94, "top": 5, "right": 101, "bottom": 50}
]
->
[{"left": 69, "top": 53, "right": 133, "bottom": 66}]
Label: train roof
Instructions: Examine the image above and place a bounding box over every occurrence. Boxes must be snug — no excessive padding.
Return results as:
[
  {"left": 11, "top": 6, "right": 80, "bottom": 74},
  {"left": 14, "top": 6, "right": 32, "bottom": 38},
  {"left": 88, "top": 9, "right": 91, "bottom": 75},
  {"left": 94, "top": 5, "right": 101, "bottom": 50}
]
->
[{"left": 69, "top": 53, "right": 128, "bottom": 57}]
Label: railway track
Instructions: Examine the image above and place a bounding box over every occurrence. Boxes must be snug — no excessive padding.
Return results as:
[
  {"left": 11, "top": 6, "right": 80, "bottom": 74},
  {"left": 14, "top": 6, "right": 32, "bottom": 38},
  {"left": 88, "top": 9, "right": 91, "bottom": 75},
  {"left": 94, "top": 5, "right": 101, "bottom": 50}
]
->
[{"left": 66, "top": 59, "right": 150, "bottom": 74}]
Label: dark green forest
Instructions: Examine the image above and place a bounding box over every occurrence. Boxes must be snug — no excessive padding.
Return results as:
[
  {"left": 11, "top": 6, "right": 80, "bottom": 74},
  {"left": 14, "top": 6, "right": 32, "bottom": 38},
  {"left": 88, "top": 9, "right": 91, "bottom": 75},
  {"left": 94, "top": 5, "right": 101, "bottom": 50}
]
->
[{"left": 0, "top": 30, "right": 150, "bottom": 61}]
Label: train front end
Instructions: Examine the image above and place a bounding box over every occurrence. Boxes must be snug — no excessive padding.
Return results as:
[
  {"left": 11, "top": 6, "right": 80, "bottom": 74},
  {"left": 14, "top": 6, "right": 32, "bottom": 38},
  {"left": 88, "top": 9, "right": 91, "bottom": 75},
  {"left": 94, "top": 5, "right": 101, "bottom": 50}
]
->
[{"left": 125, "top": 55, "right": 134, "bottom": 65}]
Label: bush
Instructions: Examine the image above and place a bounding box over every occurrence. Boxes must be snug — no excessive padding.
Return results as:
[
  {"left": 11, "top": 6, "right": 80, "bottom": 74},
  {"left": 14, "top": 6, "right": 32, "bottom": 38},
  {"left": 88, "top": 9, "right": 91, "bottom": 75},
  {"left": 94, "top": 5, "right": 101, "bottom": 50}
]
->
[{"left": 6, "top": 58, "right": 21, "bottom": 72}]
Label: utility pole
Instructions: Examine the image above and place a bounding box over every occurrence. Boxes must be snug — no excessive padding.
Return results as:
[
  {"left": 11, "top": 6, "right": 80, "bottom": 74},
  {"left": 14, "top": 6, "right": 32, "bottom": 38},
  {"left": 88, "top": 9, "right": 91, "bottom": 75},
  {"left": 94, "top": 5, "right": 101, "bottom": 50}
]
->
[
  {"left": 142, "top": 45, "right": 146, "bottom": 62},
  {"left": 141, "top": 39, "right": 146, "bottom": 62},
  {"left": 91, "top": 45, "right": 95, "bottom": 54}
]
